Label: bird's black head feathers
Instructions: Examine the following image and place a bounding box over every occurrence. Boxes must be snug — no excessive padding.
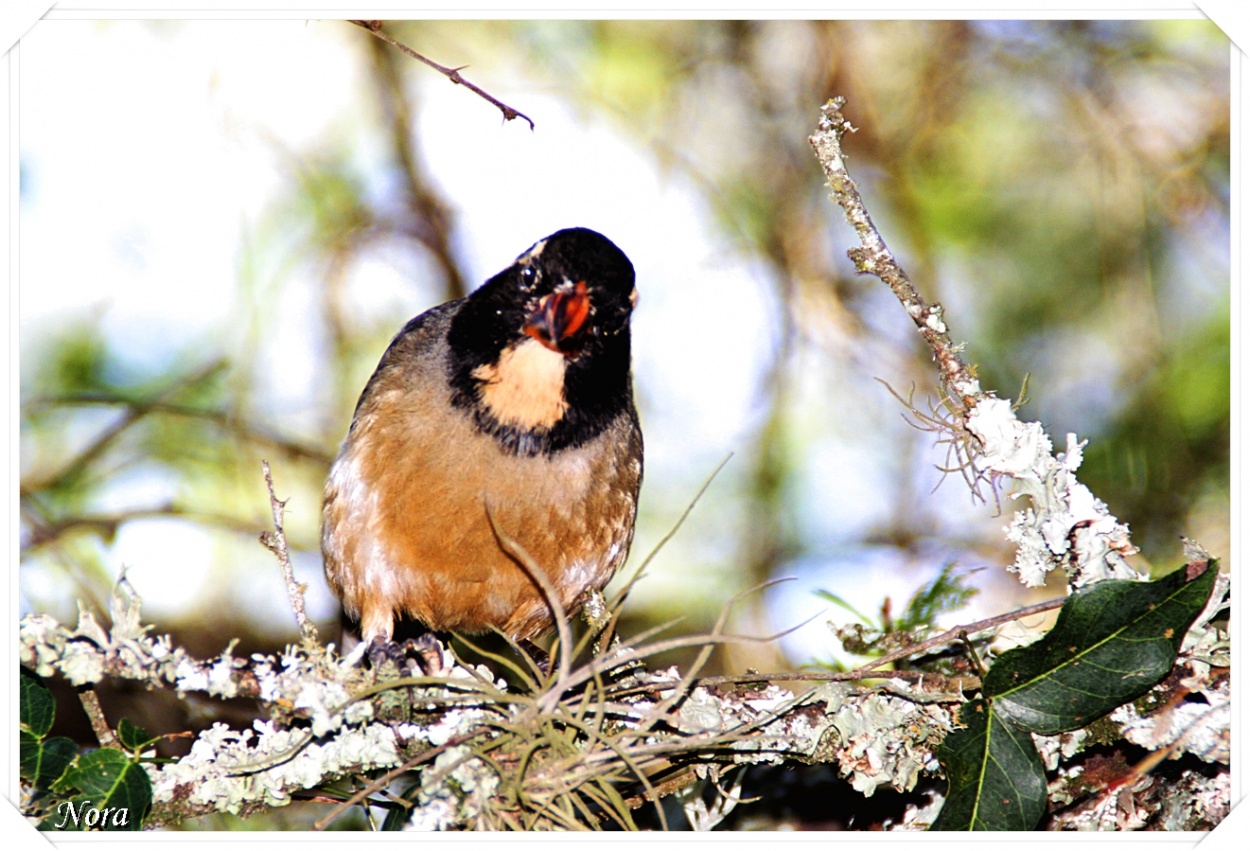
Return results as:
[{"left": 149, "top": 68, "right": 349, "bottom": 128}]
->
[{"left": 447, "top": 228, "right": 638, "bottom": 456}]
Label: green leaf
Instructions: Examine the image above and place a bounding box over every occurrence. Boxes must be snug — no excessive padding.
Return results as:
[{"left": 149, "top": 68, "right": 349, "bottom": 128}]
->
[
  {"left": 116, "top": 718, "right": 155, "bottom": 753},
  {"left": 984, "top": 563, "right": 1217, "bottom": 734},
  {"left": 20, "top": 667, "right": 56, "bottom": 738},
  {"left": 930, "top": 698, "right": 1047, "bottom": 831},
  {"left": 20, "top": 730, "right": 78, "bottom": 793},
  {"left": 50, "top": 749, "right": 151, "bottom": 831}
]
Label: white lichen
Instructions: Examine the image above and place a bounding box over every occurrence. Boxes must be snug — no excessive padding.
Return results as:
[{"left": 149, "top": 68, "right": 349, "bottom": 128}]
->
[
  {"left": 966, "top": 398, "right": 1142, "bottom": 588},
  {"left": 826, "top": 690, "right": 952, "bottom": 795}
]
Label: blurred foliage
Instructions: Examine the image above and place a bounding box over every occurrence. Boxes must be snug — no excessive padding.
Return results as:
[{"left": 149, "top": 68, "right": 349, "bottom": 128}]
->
[
  {"left": 817, "top": 563, "right": 980, "bottom": 667},
  {"left": 19, "top": 19, "right": 1229, "bottom": 782}
]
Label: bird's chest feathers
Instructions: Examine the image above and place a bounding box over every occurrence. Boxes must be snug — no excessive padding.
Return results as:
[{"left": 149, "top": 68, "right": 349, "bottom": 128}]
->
[{"left": 470, "top": 337, "right": 570, "bottom": 430}]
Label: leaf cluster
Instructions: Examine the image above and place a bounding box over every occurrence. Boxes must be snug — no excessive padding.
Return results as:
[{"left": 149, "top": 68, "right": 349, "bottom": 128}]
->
[
  {"left": 930, "top": 562, "right": 1218, "bottom": 830},
  {"left": 19, "top": 669, "right": 155, "bottom": 831}
]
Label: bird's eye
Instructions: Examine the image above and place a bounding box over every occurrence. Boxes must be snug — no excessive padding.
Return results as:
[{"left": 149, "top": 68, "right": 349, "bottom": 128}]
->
[{"left": 521, "top": 267, "right": 536, "bottom": 281}]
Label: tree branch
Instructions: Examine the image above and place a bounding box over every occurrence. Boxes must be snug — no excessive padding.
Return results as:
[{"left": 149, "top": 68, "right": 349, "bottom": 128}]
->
[
  {"left": 351, "top": 20, "right": 535, "bottom": 130},
  {"left": 809, "top": 97, "right": 1141, "bottom": 590},
  {"left": 260, "top": 461, "right": 318, "bottom": 645}
]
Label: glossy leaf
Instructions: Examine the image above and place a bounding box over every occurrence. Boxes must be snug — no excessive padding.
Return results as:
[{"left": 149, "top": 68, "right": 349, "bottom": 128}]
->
[
  {"left": 20, "top": 730, "right": 77, "bottom": 794},
  {"left": 930, "top": 698, "right": 1047, "bottom": 831},
  {"left": 50, "top": 749, "right": 151, "bottom": 831},
  {"left": 117, "top": 718, "right": 156, "bottom": 753},
  {"left": 984, "top": 563, "right": 1217, "bottom": 734},
  {"left": 20, "top": 667, "right": 56, "bottom": 738}
]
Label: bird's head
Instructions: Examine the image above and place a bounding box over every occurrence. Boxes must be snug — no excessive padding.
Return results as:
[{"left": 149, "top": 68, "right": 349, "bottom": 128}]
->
[{"left": 448, "top": 228, "right": 638, "bottom": 456}]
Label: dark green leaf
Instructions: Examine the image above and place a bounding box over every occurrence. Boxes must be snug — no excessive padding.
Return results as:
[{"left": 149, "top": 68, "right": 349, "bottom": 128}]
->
[
  {"left": 51, "top": 749, "right": 151, "bottom": 831},
  {"left": 930, "top": 698, "right": 1047, "bottom": 831},
  {"left": 20, "top": 730, "right": 77, "bottom": 793},
  {"left": 116, "top": 718, "right": 154, "bottom": 753},
  {"left": 20, "top": 667, "right": 56, "bottom": 738},
  {"left": 985, "top": 563, "right": 1217, "bottom": 734}
]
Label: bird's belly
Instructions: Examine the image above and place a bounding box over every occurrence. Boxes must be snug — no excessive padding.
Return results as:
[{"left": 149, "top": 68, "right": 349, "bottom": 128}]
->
[
  {"left": 324, "top": 417, "right": 637, "bottom": 640},
  {"left": 386, "top": 471, "right": 630, "bottom": 636}
]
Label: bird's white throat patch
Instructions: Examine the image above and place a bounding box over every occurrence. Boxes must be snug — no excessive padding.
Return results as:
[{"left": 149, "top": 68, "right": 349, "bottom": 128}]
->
[{"left": 472, "top": 337, "right": 569, "bottom": 430}]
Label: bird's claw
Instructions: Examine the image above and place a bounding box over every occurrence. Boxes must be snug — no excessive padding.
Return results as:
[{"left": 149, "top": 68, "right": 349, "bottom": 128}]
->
[{"left": 365, "top": 633, "right": 447, "bottom": 678}]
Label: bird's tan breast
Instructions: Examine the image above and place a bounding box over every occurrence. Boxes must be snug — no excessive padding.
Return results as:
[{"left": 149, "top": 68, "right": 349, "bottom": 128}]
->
[{"left": 322, "top": 351, "right": 641, "bottom": 640}]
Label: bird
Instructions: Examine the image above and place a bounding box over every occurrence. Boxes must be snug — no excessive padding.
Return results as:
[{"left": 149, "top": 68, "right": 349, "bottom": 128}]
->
[{"left": 321, "top": 227, "right": 643, "bottom": 662}]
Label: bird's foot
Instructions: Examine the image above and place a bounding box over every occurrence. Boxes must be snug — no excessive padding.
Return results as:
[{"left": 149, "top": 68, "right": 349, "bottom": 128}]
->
[
  {"left": 519, "top": 638, "right": 553, "bottom": 678},
  {"left": 365, "top": 633, "right": 448, "bottom": 678}
]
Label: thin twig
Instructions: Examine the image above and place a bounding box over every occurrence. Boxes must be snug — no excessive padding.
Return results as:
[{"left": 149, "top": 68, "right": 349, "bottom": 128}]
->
[
  {"left": 688, "top": 595, "right": 1066, "bottom": 689},
  {"left": 845, "top": 596, "right": 1064, "bottom": 674},
  {"left": 78, "top": 688, "right": 119, "bottom": 749},
  {"left": 809, "top": 97, "right": 984, "bottom": 416},
  {"left": 484, "top": 506, "right": 574, "bottom": 712},
  {"left": 260, "top": 461, "right": 318, "bottom": 644},
  {"left": 363, "top": 31, "right": 469, "bottom": 302},
  {"left": 350, "top": 20, "right": 535, "bottom": 130}
]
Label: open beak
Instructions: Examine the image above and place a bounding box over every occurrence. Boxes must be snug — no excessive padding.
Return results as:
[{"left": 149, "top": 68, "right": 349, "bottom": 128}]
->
[{"left": 523, "top": 281, "right": 591, "bottom": 354}]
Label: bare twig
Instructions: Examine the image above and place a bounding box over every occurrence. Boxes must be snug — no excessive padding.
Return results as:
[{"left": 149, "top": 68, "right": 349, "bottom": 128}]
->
[
  {"left": 808, "top": 97, "right": 983, "bottom": 416},
  {"left": 78, "top": 688, "right": 120, "bottom": 749},
  {"left": 687, "top": 595, "right": 1067, "bottom": 691},
  {"left": 260, "top": 461, "right": 318, "bottom": 644},
  {"left": 362, "top": 31, "right": 470, "bottom": 302},
  {"left": 350, "top": 20, "right": 535, "bottom": 130},
  {"left": 846, "top": 596, "right": 1062, "bottom": 673}
]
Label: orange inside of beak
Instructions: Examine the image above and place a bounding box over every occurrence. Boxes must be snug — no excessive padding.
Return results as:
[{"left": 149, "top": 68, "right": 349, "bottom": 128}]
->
[{"left": 525, "top": 281, "right": 591, "bottom": 351}]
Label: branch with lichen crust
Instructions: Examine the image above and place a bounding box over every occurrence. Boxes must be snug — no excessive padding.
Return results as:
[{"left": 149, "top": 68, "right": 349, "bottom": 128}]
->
[
  {"left": 809, "top": 97, "right": 1140, "bottom": 590},
  {"left": 18, "top": 576, "right": 962, "bottom": 829}
]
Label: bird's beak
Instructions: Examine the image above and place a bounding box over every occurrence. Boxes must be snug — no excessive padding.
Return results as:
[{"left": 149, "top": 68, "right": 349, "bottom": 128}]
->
[{"left": 524, "top": 281, "right": 591, "bottom": 354}]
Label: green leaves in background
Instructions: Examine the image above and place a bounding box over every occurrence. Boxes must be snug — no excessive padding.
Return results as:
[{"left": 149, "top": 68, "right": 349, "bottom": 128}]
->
[
  {"left": 19, "top": 667, "right": 153, "bottom": 831},
  {"left": 932, "top": 563, "right": 1217, "bottom": 831}
]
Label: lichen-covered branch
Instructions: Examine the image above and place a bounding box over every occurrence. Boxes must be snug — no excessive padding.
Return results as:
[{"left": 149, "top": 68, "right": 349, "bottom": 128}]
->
[
  {"left": 809, "top": 97, "right": 1141, "bottom": 589},
  {"left": 18, "top": 579, "right": 963, "bottom": 829},
  {"left": 20, "top": 563, "right": 1227, "bottom": 830}
]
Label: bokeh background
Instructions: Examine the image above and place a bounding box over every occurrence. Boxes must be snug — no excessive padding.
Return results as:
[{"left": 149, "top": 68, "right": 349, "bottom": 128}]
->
[{"left": 19, "top": 18, "right": 1229, "bottom": 754}]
